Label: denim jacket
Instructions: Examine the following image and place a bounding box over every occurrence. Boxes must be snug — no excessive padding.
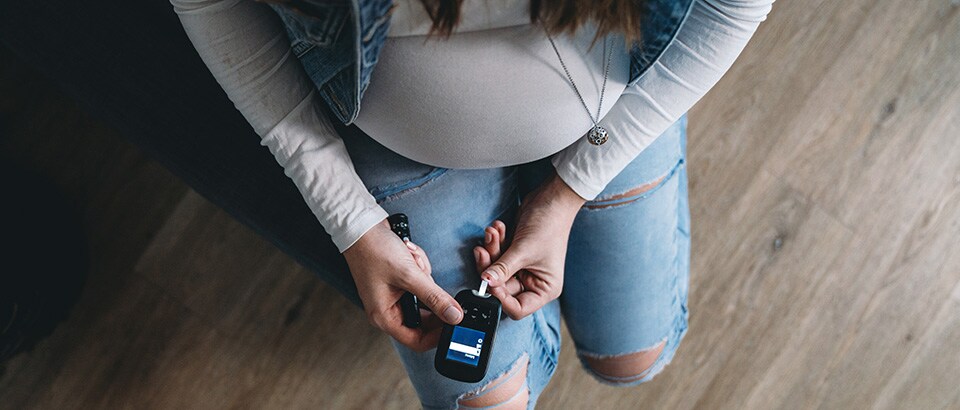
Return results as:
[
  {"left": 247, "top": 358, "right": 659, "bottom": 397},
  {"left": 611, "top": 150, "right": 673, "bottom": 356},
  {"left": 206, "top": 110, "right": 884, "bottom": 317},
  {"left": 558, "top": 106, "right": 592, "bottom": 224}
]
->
[{"left": 269, "top": 0, "right": 695, "bottom": 126}]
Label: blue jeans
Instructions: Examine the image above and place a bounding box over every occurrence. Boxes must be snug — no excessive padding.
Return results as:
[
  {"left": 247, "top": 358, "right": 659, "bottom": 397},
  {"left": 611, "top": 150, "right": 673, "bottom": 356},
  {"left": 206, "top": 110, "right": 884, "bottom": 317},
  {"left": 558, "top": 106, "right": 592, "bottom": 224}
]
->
[{"left": 334, "top": 115, "right": 690, "bottom": 409}]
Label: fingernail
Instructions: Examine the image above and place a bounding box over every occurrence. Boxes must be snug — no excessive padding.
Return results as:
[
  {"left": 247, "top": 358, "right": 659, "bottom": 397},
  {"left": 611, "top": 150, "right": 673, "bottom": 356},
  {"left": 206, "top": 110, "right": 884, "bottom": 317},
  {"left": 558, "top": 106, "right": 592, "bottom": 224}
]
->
[
  {"left": 485, "top": 232, "right": 491, "bottom": 244},
  {"left": 405, "top": 241, "right": 417, "bottom": 250},
  {"left": 443, "top": 305, "right": 462, "bottom": 323}
]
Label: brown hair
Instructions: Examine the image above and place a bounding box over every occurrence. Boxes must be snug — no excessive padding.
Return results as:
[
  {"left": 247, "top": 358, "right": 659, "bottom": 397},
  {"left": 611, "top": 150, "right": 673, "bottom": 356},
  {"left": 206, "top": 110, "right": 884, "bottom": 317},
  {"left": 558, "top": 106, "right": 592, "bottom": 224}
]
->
[
  {"left": 419, "top": 0, "right": 644, "bottom": 49},
  {"left": 265, "top": 0, "right": 645, "bottom": 50}
]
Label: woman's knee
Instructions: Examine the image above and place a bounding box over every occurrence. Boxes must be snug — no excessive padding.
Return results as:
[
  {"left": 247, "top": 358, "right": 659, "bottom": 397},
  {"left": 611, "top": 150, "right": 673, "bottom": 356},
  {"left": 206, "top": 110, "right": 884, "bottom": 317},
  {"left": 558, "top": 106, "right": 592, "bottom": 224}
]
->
[
  {"left": 456, "top": 353, "right": 530, "bottom": 409},
  {"left": 579, "top": 339, "right": 668, "bottom": 386}
]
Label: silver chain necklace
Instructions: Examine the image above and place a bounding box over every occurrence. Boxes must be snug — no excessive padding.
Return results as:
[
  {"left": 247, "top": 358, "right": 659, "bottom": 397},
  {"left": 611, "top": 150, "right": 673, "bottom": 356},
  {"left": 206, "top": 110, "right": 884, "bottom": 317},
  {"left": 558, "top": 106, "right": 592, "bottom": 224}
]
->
[{"left": 544, "top": 27, "right": 613, "bottom": 145}]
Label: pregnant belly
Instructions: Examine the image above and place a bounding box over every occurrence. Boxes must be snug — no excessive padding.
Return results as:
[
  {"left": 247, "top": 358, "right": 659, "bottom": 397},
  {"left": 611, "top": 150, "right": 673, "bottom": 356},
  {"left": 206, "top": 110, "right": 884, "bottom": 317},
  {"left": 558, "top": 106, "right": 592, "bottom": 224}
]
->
[{"left": 352, "top": 21, "right": 629, "bottom": 169}]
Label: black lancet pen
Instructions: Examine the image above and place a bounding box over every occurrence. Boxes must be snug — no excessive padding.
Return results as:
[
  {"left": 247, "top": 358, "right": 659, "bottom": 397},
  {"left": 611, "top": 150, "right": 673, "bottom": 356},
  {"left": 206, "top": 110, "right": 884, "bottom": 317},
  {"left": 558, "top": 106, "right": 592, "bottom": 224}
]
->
[{"left": 387, "top": 213, "right": 426, "bottom": 328}]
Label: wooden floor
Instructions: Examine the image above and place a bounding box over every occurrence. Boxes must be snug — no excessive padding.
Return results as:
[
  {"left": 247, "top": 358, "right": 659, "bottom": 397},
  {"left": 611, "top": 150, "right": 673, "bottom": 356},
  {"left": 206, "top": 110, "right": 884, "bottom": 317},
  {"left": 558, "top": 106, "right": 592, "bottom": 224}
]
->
[{"left": 2, "top": 0, "right": 959, "bottom": 408}]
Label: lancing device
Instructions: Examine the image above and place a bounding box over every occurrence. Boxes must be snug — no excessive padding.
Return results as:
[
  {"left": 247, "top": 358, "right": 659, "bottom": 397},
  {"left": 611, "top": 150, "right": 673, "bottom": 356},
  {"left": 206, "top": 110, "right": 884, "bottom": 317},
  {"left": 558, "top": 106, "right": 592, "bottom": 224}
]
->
[{"left": 388, "top": 213, "right": 426, "bottom": 328}]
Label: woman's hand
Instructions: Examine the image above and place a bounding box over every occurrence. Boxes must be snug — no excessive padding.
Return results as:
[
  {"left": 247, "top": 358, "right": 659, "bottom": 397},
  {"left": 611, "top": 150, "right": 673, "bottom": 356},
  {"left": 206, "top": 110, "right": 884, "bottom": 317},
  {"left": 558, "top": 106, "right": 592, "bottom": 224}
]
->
[
  {"left": 343, "top": 218, "right": 463, "bottom": 352},
  {"left": 479, "top": 169, "right": 586, "bottom": 319},
  {"left": 473, "top": 220, "right": 507, "bottom": 286}
]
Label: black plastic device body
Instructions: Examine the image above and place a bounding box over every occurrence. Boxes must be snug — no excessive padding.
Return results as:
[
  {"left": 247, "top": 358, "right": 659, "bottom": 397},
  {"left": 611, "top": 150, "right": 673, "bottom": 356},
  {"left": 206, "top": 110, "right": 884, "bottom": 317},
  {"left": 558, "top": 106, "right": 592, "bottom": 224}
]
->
[
  {"left": 387, "top": 213, "right": 424, "bottom": 328},
  {"left": 435, "top": 289, "right": 502, "bottom": 382}
]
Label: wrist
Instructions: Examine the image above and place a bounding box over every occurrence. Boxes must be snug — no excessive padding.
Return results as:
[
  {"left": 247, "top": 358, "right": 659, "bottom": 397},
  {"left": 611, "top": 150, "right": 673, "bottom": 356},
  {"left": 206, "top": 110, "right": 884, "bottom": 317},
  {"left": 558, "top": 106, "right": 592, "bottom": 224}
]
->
[
  {"left": 545, "top": 169, "right": 587, "bottom": 211},
  {"left": 343, "top": 218, "right": 389, "bottom": 258}
]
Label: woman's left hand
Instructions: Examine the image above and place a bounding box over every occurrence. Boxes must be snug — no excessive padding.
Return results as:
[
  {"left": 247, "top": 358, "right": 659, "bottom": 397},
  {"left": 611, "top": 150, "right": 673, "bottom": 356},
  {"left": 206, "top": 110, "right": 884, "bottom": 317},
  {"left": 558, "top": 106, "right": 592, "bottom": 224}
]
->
[{"left": 478, "top": 168, "right": 586, "bottom": 320}]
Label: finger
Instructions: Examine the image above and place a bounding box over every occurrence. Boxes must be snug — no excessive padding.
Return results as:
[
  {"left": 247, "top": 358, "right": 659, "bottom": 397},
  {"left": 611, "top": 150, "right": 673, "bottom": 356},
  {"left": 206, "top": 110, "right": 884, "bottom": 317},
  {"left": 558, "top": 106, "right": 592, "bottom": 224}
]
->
[
  {"left": 481, "top": 248, "right": 526, "bottom": 287},
  {"left": 503, "top": 275, "right": 523, "bottom": 296},
  {"left": 417, "top": 247, "right": 432, "bottom": 276},
  {"left": 413, "top": 252, "right": 425, "bottom": 272},
  {"left": 474, "top": 246, "right": 491, "bottom": 274},
  {"left": 419, "top": 309, "right": 444, "bottom": 333},
  {"left": 485, "top": 227, "right": 502, "bottom": 262},
  {"left": 415, "top": 310, "right": 443, "bottom": 347},
  {"left": 374, "top": 305, "right": 437, "bottom": 352},
  {"left": 405, "top": 240, "right": 432, "bottom": 276},
  {"left": 473, "top": 247, "right": 481, "bottom": 272},
  {"left": 493, "top": 220, "right": 507, "bottom": 243},
  {"left": 485, "top": 226, "right": 498, "bottom": 245},
  {"left": 405, "top": 241, "right": 425, "bottom": 273},
  {"left": 490, "top": 285, "right": 547, "bottom": 320},
  {"left": 402, "top": 272, "right": 463, "bottom": 325}
]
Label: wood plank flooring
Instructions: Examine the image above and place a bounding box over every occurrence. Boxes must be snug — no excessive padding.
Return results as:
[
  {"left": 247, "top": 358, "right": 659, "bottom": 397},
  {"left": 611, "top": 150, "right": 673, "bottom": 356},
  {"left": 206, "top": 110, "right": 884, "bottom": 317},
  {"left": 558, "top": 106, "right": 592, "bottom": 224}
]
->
[{"left": 2, "top": 0, "right": 959, "bottom": 408}]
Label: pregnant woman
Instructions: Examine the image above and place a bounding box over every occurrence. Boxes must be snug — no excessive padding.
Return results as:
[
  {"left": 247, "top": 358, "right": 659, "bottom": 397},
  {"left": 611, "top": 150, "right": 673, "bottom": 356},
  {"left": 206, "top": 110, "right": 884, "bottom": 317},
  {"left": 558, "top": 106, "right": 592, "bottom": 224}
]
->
[{"left": 171, "top": 0, "right": 772, "bottom": 408}]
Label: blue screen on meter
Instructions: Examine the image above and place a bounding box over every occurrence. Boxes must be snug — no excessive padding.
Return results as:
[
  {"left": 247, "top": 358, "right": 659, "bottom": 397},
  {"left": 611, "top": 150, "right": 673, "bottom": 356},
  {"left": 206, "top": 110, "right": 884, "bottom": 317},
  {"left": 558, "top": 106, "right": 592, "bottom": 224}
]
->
[{"left": 446, "top": 326, "right": 485, "bottom": 366}]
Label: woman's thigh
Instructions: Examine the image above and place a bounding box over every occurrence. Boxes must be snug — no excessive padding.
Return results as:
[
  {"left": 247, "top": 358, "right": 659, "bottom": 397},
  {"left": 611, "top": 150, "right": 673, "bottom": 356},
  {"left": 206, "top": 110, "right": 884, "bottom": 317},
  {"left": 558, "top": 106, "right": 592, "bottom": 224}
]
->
[
  {"left": 521, "top": 114, "right": 690, "bottom": 385},
  {"left": 335, "top": 122, "right": 562, "bottom": 409}
]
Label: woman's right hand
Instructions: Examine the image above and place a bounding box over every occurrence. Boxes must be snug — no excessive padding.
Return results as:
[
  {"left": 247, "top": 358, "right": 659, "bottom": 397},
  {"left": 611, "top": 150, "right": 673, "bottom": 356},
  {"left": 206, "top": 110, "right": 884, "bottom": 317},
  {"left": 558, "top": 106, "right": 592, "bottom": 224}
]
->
[{"left": 342, "top": 218, "right": 464, "bottom": 352}]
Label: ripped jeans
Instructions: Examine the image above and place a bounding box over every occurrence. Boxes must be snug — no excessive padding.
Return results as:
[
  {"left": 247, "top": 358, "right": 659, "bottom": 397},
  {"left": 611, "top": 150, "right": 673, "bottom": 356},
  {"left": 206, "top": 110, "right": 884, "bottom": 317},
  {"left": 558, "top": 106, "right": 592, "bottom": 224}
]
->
[{"left": 333, "top": 114, "right": 690, "bottom": 409}]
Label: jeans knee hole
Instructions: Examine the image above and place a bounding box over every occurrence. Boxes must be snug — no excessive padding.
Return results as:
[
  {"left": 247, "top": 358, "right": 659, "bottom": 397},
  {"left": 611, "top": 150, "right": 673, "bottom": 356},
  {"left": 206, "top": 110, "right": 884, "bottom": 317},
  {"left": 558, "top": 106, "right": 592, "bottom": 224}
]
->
[
  {"left": 456, "top": 353, "right": 530, "bottom": 409},
  {"left": 579, "top": 340, "right": 667, "bottom": 385}
]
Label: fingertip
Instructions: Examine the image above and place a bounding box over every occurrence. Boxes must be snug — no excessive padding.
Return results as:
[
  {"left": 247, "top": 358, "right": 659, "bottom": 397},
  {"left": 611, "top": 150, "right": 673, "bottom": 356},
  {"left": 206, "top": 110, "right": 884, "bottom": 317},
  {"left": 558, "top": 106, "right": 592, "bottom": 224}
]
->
[
  {"left": 441, "top": 304, "right": 463, "bottom": 325},
  {"left": 478, "top": 248, "right": 491, "bottom": 268},
  {"left": 481, "top": 270, "right": 495, "bottom": 284},
  {"left": 494, "top": 219, "right": 506, "bottom": 236}
]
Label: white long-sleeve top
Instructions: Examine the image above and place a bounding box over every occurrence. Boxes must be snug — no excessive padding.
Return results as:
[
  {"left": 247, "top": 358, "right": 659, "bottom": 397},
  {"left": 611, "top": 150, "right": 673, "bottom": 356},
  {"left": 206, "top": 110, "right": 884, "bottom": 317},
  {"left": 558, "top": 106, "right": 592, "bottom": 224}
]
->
[
  {"left": 171, "top": 0, "right": 773, "bottom": 253},
  {"left": 353, "top": 2, "right": 633, "bottom": 169}
]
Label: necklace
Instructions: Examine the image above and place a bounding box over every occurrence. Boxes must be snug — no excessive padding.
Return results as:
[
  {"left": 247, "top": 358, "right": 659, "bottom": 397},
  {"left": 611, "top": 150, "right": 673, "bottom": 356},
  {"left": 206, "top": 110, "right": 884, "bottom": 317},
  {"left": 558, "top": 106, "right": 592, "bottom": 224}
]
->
[{"left": 544, "top": 27, "right": 613, "bottom": 146}]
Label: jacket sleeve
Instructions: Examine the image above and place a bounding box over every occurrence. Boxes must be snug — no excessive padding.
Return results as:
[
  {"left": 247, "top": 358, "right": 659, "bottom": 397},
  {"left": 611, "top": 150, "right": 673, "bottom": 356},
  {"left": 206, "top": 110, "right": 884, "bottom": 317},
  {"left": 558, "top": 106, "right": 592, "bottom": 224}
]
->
[
  {"left": 550, "top": 0, "right": 775, "bottom": 201},
  {"left": 170, "top": 0, "right": 388, "bottom": 253}
]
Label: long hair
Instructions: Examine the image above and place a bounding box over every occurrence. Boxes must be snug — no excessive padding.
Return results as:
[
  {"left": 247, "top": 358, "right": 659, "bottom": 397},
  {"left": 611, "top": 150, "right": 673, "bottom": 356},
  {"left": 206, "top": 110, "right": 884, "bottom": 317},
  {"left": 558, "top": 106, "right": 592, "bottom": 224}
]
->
[
  {"left": 265, "top": 0, "right": 646, "bottom": 49},
  {"left": 420, "top": 0, "right": 644, "bottom": 47}
]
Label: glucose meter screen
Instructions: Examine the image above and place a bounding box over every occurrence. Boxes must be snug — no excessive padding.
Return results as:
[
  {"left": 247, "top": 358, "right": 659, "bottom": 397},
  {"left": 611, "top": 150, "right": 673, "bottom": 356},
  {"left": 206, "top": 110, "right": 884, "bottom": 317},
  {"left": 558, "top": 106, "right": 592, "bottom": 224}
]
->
[{"left": 446, "top": 325, "right": 485, "bottom": 366}]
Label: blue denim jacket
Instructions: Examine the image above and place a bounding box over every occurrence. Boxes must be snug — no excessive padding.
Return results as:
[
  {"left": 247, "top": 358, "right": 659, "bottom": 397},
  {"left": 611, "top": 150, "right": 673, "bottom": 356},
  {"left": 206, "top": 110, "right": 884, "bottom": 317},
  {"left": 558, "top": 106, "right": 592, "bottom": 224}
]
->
[{"left": 269, "top": 0, "right": 694, "bottom": 125}]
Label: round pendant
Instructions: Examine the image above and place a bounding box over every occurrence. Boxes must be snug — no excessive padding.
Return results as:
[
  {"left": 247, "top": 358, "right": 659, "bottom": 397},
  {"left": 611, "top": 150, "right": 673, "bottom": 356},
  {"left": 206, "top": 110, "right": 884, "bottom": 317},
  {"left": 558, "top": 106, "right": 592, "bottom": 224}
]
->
[{"left": 587, "top": 126, "right": 608, "bottom": 145}]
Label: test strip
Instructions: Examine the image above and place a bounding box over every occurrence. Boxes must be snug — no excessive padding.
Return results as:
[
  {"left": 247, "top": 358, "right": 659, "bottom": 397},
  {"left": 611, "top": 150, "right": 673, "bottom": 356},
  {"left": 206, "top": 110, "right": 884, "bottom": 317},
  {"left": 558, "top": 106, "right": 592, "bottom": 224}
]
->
[{"left": 478, "top": 280, "right": 489, "bottom": 297}]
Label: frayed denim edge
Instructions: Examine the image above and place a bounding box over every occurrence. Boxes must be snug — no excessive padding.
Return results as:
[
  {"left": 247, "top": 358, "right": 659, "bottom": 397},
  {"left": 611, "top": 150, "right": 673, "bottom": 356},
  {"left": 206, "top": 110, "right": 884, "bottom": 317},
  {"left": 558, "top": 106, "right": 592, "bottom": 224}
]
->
[
  {"left": 581, "top": 157, "right": 685, "bottom": 212},
  {"left": 452, "top": 351, "right": 531, "bottom": 410}
]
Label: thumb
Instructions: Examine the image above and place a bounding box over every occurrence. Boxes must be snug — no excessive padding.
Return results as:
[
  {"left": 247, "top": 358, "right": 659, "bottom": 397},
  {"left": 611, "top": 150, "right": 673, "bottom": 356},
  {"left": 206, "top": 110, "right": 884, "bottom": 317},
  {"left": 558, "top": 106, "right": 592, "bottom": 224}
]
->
[
  {"left": 405, "top": 272, "right": 463, "bottom": 325},
  {"left": 481, "top": 247, "right": 526, "bottom": 287}
]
